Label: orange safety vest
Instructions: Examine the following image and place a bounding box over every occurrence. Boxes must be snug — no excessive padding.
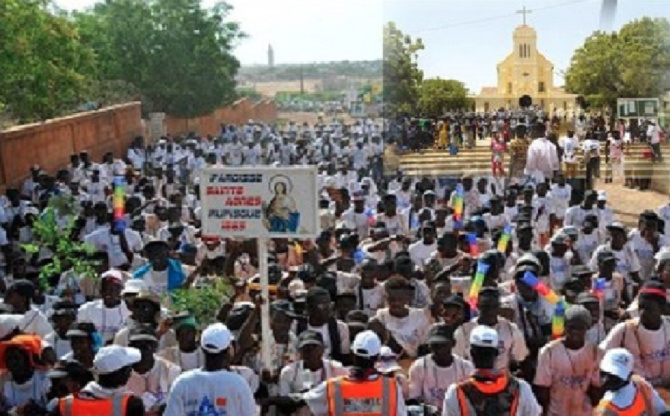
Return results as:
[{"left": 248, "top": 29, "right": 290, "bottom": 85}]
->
[
  {"left": 58, "top": 394, "right": 130, "bottom": 416},
  {"left": 455, "top": 374, "right": 520, "bottom": 416},
  {"left": 595, "top": 376, "right": 655, "bottom": 416},
  {"left": 326, "top": 375, "right": 397, "bottom": 416}
]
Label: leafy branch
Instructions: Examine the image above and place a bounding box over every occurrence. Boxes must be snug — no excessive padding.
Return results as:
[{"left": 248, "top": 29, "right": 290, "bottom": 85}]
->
[
  {"left": 22, "top": 195, "right": 97, "bottom": 291},
  {"left": 169, "top": 277, "right": 233, "bottom": 328}
]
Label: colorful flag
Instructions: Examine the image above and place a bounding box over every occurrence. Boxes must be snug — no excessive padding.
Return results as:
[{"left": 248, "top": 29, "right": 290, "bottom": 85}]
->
[
  {"left": 468, "top": 262, "right": 490, "bottom": 311},
  {"left": 467, "top": 232, "right": 479, "bottom": 258},
  {"left": 497, "top": 223, "right": 512, "bottom": 253},
  {"left": 552, "top": 299, "right": 567, "bottom": 340},
  {"left": 521, "top": 271, "right": 560, "bottom": 304},
  {"left": 112, "top": 176, "right": 126, "bottom": 233}
]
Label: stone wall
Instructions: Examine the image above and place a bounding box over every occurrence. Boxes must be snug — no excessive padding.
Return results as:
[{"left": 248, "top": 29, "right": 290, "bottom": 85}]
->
[
  {"left": 164, "top": 98, "right": 277, "bottom": 137},
  {"left": 0, "top": 103, "right": 142, "bottom": 190}
]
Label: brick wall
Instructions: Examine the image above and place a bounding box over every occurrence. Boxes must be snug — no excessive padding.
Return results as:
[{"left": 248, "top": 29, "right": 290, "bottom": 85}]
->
[
  {"left": 0, "top": 102, "right": 142, "bottom": 189},
  {"left": 0, "top": 98, "right": 278, "bottom": 190},
  {"left": 165, "top": 98, "right": 277, "bottom": 137}
]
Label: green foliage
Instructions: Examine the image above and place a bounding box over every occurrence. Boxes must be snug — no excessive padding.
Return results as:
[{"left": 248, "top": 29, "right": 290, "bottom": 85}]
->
[
  {"left": 169, "top": 278, "right": 233, "bottom": 328},
  {"left": 0, "top": 0, "right": 96, "bottom": 122},
  {"left": 236, "top": 87, "right": 263, "bottom": 102},
  {"left": 72, "top": 0, "right": 244, "bottom": 118},
  {"left": 238, "top": 60, "right": 382, "bottom": 81},
  {"left": 383, "top": 22, "right": 424, "bottom": 118},
  {"left": 418, "top": 79, "right": 473, "bottom": 117},
  {"left": 566, "top": 17, "right": 670, "bottom": 109},
  {"left": 274, "top": 91, "right": 343, "bottom": 102},
  {"left": 22, "top": 196, "right": 97, "bottom": 290}
]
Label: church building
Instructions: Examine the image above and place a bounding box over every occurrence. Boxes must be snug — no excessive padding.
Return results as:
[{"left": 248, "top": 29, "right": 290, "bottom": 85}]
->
[{"left": 473, "top": 15, "right": 577, "bottom": 114}]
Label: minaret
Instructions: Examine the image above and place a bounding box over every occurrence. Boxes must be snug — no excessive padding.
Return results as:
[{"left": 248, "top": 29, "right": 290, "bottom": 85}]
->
[{"left": 268, "top": 44, "right": 274, "bottom": 68}]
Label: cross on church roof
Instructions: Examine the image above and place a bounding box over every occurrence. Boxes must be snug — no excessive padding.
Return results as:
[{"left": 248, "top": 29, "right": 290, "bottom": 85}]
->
[{"left": 517, "top": 6, "right": 532, "bottom": 25}]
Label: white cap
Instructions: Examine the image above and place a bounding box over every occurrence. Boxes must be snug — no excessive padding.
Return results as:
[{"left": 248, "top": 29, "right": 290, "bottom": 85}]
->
[
  {"left": 121, "top": 279, "right": 144, "bottom": 295},
  {"left": 200, "top": 323, "right": 232, "bottom": 353},
  {"left": 470, "top": 325, "right": 499, "bottom": 348},
  {"left": 93, "top": 345, "right": 141, "bottom": 374},
  {"left": 288, "top": 279, "right": 305, "bottom": 298},
  {"left": 376, "top": 346, "right": 401, "bottom": 373},
  {"left": 0, "top": 315, "right": 23, "bottom": 339},
  {"left": 101, "top": 270, "right": 125, "bottom": 285},
  {"left": 600, "top": 348, "right": 634, "bottom": 380},
  {"left": 351, "top": 330, "right": 382, "bottom": 358},
  {"left": 598, "top": 191, "right": 608, "bottom": 201}
]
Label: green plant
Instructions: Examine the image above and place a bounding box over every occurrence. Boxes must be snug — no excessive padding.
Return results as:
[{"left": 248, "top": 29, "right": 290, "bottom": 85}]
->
[
  {"left": 22, "top": 195, "right": 97, "bottom": 290},
  {"left": 169, "top": 277, "right": 233, "bottom": 328}
]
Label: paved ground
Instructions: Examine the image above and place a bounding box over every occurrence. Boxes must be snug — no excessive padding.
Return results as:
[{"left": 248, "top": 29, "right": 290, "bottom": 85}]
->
[{"left": 596, "top": 180, "right": 668, "bottom": 226}]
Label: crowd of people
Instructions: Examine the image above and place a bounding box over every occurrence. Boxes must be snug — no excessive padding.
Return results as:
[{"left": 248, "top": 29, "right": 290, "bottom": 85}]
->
[
  {"left": 0, "top": 113, "right": 669, "bottom": 415},
  {"left": 391, "top": 109, "right": 666, "bottom": 191}
]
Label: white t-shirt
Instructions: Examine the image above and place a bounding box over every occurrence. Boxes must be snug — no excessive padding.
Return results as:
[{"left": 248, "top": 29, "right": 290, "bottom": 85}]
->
[
  {"left": 408, "top": 241, "right": 437, "bottom": 270},
  {"left": 164, "top": 369, "right": 256, "bottom": 416},
  {"left": 84, "top": 228, "right": 143, "bottom": 268},
  {"left": 408, "top": 354, "right": 474, "bottom": 409},
  {"left": 159, "top": 347, "right": 205, "bottom": 372},
  {"left": 549, "top": 184, "right": 572, "bottom": 218},
  {"left": 3, "top": 371, "right": 50, "bottom": 408},
  {"left": 19, "top": 307, "right": 53, "bottom": 338},
  {"left": 77, "top": 299, "right": 130, "bottom": 343},
  {"left": 356, "top": 285, "right": 385, "bottom": 317},
  {"left": 279, "top": 359, "right": 348, "bottom": 395},
  {"left": 374, "top": 308, "right": 430, "bottom": 358},
  {"left": 600, "top": 317, "right": 670, "bottom": 386},
  {"left": 44, "top": 332, "right": 72, "bottom": 360},
  {"left": 589, "top": 243, "right": 641, "bottom": 283},
  {"left": 127, "top": 356, "right": 181, "bottom": 406},
  {"left": 291, "top": 321, "right": 351, "bottom": 360},
  {"left": 534, "top": 340, "right": 601, "bottom": 416},
  {"left": 454, "top": 318, "right": 529, "bottom": 372}
]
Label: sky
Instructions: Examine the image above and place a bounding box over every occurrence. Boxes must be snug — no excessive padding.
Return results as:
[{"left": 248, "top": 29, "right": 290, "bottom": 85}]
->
[
  {"left": 384, "top": 0, "right": 670, "bottom": 92},
  {"left": 56, "top": 0, "right": 669, "bottom": 91},
  {"left": 56, "top": 0, "right": 384, "bottom": 65}
]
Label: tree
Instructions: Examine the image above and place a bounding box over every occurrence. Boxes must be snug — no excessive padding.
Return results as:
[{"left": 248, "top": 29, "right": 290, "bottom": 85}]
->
[
  {"left": 0, "top": 0, "right": 95, "bottom": 122},
  {"left": 566, "top": 17, "right": 670, "bottom": 110},
  {"left": 383, "top": 22, "right": 424, "bottom": 117},
  {"left": 73, "top": 0, "right": 244, "bottom": 118},
  {"left": 417, "top": 79, "right": 472, "bottom": 117}
]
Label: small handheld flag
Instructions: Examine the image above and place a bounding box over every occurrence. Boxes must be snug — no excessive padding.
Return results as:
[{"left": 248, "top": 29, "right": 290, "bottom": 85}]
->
[
  {"left": 592, "top": 277, "right": 606, "bottom": 299},
  {"left": 467, "top": 232, "right": 479, "bottom": 258},
  {"left": 364, "top": 207, "right": 376, "bottom": 226},
  {"left": 112, "top": 176, "right": 126, "bottom": 233},
  {"left": 468, "top": 262, "right": 490, "bottom": 310},
  {"left": 551, "top": 299, "right": 567, "bottom": 340},
  {"left": 453, "top": 184, "right": 464, "bottom": 229},
  {"left": 521, "top": 271, "right": 560, "bottom": 304},
  {"left": 497, "top": 224, "right": 512, "bottom": 253}
]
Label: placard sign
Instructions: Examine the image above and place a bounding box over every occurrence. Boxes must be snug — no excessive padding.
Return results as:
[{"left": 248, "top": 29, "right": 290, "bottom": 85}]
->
[{"left": 200, "top": 166, "right": 319, "bottom": 238}]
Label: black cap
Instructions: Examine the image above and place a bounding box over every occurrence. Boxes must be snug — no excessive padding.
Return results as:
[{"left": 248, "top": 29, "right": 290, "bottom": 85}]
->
[
  {"left": 571, "top": 265, "right": 593, "bottom": 277},
  {"left": 296, "top": 330, "right": 324, "bottom": 349},
  {"left": 52, "top": 300, "right": 78, "bottom": 317},
  {"left": 606, "top": 221, "right": 627, "bottom": 233},
  {"left": 128, "top": 324, "right": 159, "bottom": 344},
  {"left": 48, "top": 360, "right": 90, "bottom": 380},
  {"left": 428, "top": 323, "right": 455, "bottom": 344},
  {"left": 576, "top": 292, "right": 599, "bottom": 305},
  {"left": 66, "top": 322, "right": 96, "bottom": 339},
  {"left": 597, "top": 249, "right": 616, "bottom": 264},
  {"left": 443, "top": 294, "right": 466, "bottom": 309}
]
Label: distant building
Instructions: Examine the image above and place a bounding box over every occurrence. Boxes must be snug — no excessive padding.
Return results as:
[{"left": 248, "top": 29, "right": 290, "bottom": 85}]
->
[
  {"left": 472, "top": 22, "right": 577, "bottom": 114},
  {"left": 268, "top": 44, "right": 274, "bottom": 68}
]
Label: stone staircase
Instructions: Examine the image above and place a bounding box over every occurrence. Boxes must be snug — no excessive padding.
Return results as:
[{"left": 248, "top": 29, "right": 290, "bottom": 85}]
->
[{"left": 395, "top": 142, "right": 670, "bottom": 187}]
